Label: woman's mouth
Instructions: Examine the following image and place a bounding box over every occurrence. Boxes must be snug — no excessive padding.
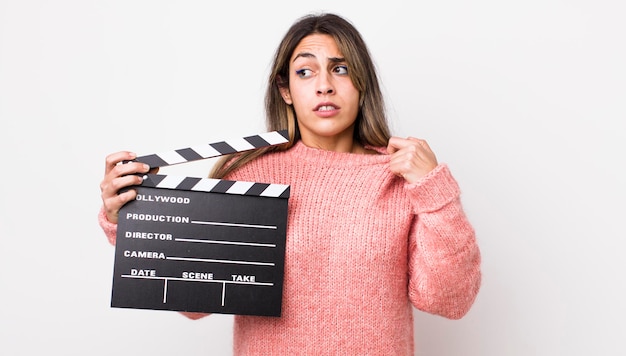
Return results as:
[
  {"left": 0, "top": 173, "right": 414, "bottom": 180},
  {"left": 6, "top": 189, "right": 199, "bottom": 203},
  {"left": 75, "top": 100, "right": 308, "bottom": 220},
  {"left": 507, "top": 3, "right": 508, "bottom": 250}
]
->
[{"left": 316, "top": 105, "right": 337, "bottom": 112}]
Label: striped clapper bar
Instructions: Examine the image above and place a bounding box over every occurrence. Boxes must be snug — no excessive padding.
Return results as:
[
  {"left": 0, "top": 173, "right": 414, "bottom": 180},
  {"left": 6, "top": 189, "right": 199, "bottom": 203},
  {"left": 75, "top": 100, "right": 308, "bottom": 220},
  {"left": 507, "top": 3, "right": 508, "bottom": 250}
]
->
[{"left": 111, "top": 130, "right": 290, "bottom": 317}]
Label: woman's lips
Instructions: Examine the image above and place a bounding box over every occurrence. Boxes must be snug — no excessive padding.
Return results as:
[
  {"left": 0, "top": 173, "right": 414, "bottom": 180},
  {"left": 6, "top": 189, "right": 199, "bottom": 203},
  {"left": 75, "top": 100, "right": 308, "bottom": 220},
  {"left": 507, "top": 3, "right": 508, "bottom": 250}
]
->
[{"left": 314, "top": 103, "right": 340, "bottom": 117}]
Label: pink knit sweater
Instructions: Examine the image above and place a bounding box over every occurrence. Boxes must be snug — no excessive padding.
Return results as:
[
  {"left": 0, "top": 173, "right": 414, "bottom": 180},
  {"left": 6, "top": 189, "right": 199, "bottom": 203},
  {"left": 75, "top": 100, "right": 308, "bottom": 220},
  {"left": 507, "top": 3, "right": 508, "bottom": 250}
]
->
[{"left": 99, "top": 141, "right": 481, "bottom": 355}]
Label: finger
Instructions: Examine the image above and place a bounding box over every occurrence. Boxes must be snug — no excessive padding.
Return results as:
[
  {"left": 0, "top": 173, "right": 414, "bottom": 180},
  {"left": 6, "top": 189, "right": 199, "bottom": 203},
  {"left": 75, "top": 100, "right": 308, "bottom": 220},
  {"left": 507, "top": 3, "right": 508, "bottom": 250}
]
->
[
  {"left": 407, "top": 136, "right": 432, "bottom": 151},
  {"left": 387, "top": 136, "right": 415, "bottom": 154},
  {"left": 103, "top": 188, "right": 138, "bottom": 224},
  {"left": 401, "top": 137, "right": 436, "bottom": 162},
  {"left": 109, "top": 161, "right": 151, "bottom": 179},
  {"left": 105, "top": 151, "right": 137, "bottom": 175},
  {"left": 100, "top": 169, "right": 145, "bottom": 197}
]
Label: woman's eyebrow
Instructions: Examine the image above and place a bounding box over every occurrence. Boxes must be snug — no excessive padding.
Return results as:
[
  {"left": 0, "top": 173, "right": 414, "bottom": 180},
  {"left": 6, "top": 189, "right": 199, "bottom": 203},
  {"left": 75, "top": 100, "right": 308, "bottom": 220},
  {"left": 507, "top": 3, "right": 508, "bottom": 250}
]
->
[
  {"left": 292, "top": 52, "right": 315, "bottom": 62},
  {"left": 328, "top": 56, "right": 345, "bottom": 63},
  {"left": 292, "top": 53, "right": 346, "bottom": 63}
]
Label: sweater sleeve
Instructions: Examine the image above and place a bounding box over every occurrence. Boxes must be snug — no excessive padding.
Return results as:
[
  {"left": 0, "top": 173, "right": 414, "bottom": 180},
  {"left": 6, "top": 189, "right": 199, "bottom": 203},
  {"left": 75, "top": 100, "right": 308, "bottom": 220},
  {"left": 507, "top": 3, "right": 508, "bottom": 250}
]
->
[
  {"left": 98, "top": 206, "right": 118, "bottom": 246},
  {"left": 405, "top": 164, "right": 482, "bottom": 319}
]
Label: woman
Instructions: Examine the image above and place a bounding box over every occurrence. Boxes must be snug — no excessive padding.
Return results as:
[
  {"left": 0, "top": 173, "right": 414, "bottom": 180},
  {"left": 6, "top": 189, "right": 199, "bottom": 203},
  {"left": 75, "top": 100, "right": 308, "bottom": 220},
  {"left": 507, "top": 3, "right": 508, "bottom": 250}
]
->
[{"left": 99, "top": 12, "right": 481, "bottom": 355}]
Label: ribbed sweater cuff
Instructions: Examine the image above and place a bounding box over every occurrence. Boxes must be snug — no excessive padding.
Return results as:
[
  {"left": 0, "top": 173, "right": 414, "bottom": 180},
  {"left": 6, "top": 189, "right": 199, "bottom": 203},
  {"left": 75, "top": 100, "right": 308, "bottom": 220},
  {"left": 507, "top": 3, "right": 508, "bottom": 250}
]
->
[
  {"left": 98, "top": 206, "right": 118, "bottom": 245},
  {"left": 405, "top": 164, "right": 461, "bottom": 214}
]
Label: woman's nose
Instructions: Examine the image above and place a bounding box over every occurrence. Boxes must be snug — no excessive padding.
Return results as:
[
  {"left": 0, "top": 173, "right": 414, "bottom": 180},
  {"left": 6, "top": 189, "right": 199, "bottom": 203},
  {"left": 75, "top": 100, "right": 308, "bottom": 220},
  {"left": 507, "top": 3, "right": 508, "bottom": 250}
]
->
[
  {"left": 316, "top": 73, "right": 334, "bottom": 95},
  {"left": 317, "top": 87, "right": 334, "bottom": 95}
]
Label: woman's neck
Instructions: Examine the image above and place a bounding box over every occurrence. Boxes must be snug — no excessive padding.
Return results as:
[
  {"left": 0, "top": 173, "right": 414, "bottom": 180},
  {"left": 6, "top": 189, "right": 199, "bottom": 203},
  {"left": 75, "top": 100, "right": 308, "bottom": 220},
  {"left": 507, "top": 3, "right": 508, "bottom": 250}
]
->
[{"left": 299, "top": 136, "right": 378, "bottom": 155}]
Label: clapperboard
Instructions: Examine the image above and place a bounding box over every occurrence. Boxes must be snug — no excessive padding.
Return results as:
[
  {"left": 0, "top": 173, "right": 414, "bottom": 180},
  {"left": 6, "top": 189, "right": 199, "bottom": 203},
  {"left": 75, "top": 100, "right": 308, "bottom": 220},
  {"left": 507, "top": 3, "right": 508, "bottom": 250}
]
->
[{"left": 111, "top": 130, "right": 290, "bottom": 317}]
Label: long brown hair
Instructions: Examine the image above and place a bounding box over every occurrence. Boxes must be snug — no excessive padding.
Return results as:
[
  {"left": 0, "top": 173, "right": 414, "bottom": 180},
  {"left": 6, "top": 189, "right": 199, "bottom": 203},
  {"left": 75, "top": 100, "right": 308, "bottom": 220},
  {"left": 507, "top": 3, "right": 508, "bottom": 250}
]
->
[{"left": 211, "top": 12, "right": 391, "bottom": 178}]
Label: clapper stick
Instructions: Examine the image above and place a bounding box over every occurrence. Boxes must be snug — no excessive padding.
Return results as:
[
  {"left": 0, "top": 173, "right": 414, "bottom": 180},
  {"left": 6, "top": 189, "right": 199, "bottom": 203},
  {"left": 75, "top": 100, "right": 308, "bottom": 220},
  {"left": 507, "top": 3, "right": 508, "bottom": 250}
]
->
[
  {"left": 111, "top": 130, "right": 291, "bottom": 317},
  {"left": 133, "top": 130, "right": 289, "bottom": 168}
]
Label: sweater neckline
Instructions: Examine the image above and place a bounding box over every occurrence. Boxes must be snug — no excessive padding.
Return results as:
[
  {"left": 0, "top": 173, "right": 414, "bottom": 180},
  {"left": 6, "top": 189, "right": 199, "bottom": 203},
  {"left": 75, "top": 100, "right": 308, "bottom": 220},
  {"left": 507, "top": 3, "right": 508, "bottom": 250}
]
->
[{"left": 288, "top": 141, "right": 391, "bottom": 167}]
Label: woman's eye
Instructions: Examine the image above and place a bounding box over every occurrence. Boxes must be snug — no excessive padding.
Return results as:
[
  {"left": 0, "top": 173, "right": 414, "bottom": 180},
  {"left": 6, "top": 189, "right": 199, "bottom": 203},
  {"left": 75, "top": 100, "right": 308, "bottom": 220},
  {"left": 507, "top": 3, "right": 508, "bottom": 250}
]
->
[
  {"left": 333, "top": 65, "right": 349, "bottom": 75},
  {"left": 295, "top": 69, "right": 313, "bottom": 78}
]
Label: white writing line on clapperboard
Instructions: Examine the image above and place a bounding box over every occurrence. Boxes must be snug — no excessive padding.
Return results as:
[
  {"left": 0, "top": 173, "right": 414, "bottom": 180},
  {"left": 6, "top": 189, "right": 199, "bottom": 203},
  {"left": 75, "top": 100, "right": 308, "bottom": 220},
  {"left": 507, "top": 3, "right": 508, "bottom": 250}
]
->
[
  {"left": 190, "top": 220, "right": 277, "bottom": 230},
  {"left": 176, "top": 238, "right": 276, "bottom": 248},
  {"left": 167, "top": 256, "right": 275, "bottom": 266}
]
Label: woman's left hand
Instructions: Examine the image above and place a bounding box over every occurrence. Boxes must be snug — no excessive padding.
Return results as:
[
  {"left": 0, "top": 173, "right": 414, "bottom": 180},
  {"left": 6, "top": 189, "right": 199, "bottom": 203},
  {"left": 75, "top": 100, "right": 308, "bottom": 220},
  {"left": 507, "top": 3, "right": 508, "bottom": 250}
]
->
[{"left": 387, "top": 136, "right": 438, "bottom": 184}]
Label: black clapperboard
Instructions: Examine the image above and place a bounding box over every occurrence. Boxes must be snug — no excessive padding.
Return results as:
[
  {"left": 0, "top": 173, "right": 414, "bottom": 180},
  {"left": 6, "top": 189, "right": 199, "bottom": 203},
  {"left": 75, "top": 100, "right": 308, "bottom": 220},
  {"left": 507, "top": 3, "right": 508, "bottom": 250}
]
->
[{"left": 111, "top": 131, "right": 290, "bottom": 317}]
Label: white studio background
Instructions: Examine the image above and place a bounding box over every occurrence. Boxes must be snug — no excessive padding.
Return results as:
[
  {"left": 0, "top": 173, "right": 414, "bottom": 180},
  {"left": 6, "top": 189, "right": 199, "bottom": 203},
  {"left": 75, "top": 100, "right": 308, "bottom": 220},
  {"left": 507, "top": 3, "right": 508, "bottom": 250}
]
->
[{"left": 1, "top": 1, "right": 624, "bottom": 355}]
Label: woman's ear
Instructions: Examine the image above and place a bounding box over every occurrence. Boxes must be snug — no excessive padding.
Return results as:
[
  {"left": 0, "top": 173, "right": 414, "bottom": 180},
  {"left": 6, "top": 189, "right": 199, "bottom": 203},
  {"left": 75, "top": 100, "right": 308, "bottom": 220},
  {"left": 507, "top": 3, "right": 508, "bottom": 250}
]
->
[{"left": 279, "top": 86, "right": 293, "bottom": 105}]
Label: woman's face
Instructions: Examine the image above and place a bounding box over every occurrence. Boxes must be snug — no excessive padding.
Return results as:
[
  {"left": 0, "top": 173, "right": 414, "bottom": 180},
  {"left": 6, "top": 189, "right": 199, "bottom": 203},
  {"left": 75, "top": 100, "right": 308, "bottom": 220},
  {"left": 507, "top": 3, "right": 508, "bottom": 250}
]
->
[{"left": 280, "top": 34, "right": 360, "bottom": 150}]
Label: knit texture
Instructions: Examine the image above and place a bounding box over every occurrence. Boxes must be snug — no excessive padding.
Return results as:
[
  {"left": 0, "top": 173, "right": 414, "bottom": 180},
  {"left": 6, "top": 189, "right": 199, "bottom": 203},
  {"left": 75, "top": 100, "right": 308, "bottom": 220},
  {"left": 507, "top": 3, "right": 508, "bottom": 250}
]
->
[{"left": 99, "top": 141, "right": 481, "bottom": 355}]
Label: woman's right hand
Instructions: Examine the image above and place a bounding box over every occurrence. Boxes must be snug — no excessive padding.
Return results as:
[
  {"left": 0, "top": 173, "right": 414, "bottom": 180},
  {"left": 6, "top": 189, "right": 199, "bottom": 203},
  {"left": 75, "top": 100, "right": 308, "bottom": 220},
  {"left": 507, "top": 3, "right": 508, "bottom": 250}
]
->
[{"left": 99, "top": 151, "right": 154, "bottom": 224}]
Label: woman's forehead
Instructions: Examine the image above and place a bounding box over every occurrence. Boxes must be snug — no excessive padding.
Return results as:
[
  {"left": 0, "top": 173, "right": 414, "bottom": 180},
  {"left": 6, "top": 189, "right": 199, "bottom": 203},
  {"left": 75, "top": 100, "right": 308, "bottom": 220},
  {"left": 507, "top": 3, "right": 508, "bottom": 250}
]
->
[{"left": 291, "top": 34, "right": 342, "bottom": 61}]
